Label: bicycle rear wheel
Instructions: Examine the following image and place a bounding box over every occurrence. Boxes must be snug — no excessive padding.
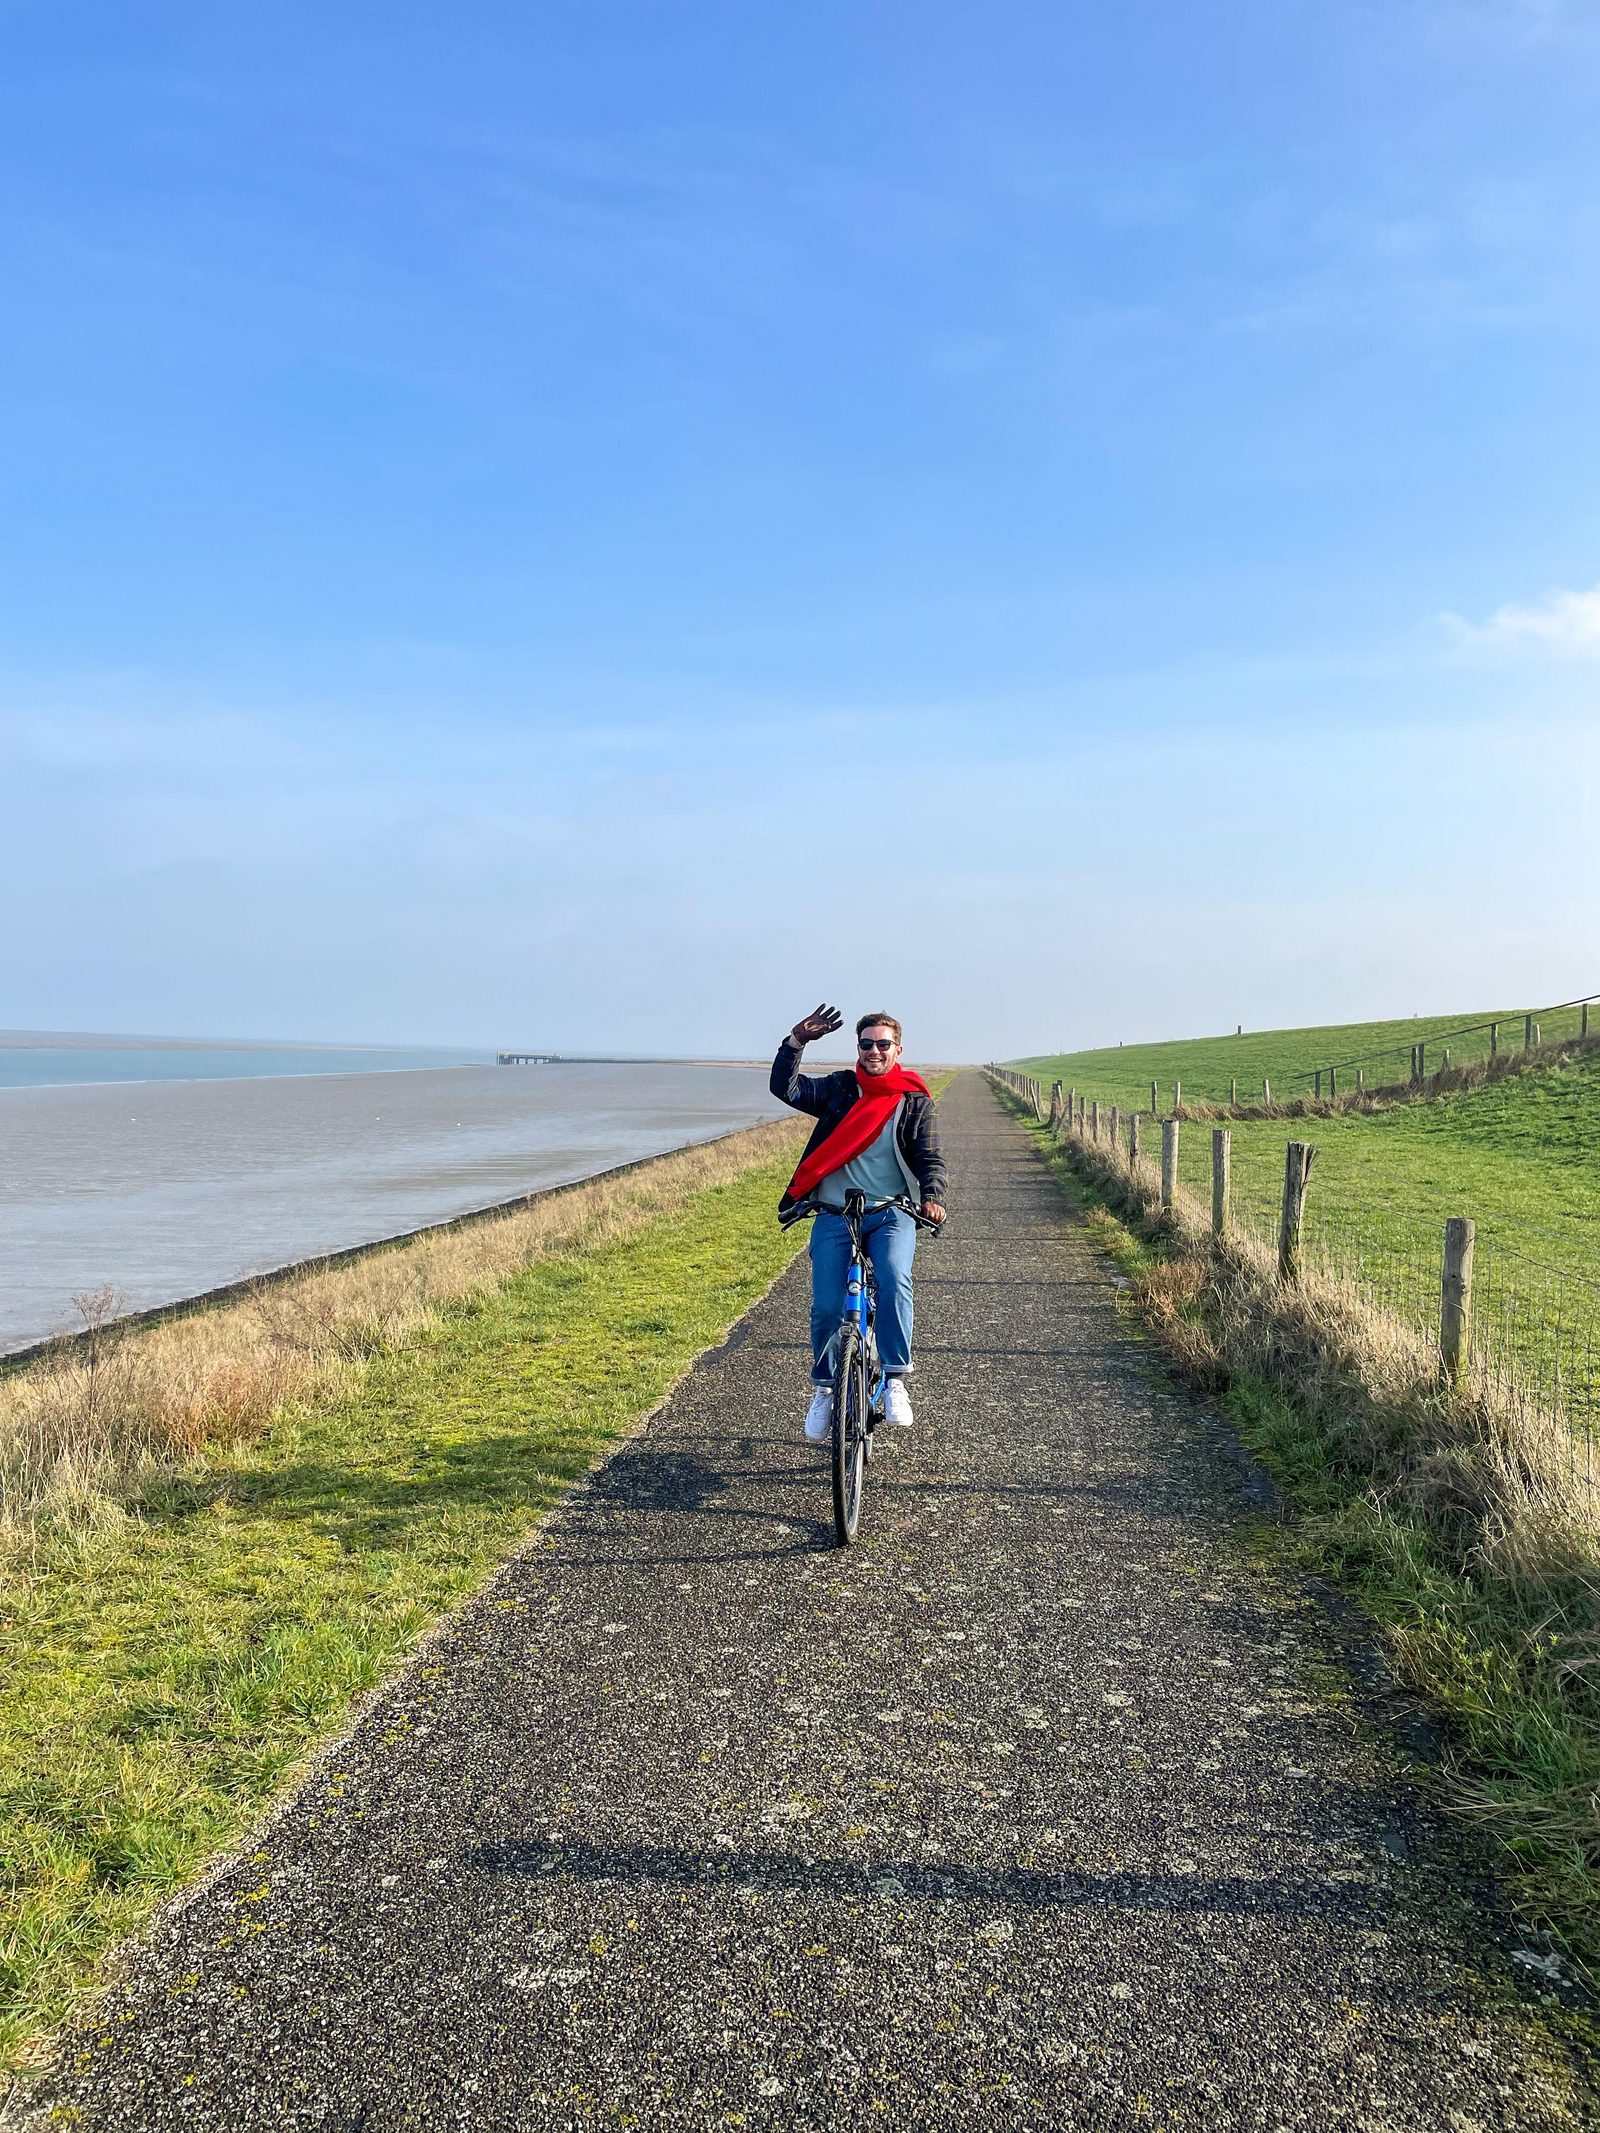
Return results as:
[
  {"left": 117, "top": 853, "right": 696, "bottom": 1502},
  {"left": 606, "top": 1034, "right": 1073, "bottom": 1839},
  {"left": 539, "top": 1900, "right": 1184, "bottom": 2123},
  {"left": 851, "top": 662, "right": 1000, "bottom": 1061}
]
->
[{"left": 831, "top": 1327, "right": 868, "bottom": 1545}]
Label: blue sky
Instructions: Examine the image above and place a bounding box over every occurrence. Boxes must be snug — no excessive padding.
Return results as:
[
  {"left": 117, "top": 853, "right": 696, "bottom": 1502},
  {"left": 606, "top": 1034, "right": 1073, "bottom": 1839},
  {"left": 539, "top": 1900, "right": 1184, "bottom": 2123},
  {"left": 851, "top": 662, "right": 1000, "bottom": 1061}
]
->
[{"left": 3, "top": 0, "right": 1598, "bottom": 1059}]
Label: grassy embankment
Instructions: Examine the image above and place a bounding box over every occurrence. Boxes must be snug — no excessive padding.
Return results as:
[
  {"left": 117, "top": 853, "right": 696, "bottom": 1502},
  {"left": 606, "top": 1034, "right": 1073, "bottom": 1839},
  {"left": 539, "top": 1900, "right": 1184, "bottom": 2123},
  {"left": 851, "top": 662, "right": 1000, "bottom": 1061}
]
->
[
  {"left": 0, "top": 1119, "right": 808, "bottom": 2076},
  {"left": 989, "top": 1053, "right": 1600, "bottom": 1980},
  {"left": 1015, "top": 1001, "right": 1595, "bottom": 1113}
]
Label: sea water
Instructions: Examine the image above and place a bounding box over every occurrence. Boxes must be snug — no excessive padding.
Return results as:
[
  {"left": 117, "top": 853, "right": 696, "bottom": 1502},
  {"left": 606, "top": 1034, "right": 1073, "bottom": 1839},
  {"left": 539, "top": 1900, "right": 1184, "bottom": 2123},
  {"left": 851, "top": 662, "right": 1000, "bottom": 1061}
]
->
[{"left": 0, "top": 1060, "right": 785, "bottom": 1353}]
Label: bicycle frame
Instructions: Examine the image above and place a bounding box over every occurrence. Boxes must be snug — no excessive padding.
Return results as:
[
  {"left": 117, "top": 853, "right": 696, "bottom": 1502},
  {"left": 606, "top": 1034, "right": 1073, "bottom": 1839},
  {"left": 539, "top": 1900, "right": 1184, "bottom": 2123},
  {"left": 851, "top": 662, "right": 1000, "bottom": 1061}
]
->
[
  {"left": 782, "top": 1190, "right": 941, "bottom": 1544},
  {"left": 839, "top": 1193, "right": 887, "bottom": 1421},
  {"left": 785, "top": 1188, "right": 939, "bottom": 1409}
]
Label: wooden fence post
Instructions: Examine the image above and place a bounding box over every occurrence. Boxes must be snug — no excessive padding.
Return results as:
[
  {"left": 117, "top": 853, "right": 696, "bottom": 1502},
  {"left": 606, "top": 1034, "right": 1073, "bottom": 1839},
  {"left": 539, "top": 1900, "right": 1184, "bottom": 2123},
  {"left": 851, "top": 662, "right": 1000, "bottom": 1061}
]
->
[
  {"left": 1525, "top": 1013, "right": 1534, "bottom": 1050},
  {"left": 1314, "top": 1070, "right": 1322, "bottom": 1099},
  {"left": 1128, "top": 1112, "right": 1141, "bottom": 1165},
  {"left": 1160, "top": 1119, "right": 1179, "bottom": 1211},
  {"left": 1090, "top": 1100, "right": 1100, "bottom": 1144},
  {"left": 1278, "top": 1141, "right": 1316, "bottom": 1280},
  {"left": 1109, "top": 1104, "right": 1121, "bottom": 1156},
  {"left": 1211, "top": 1128, "right": 1230, "bottom": 1235},
  {"left": 1440, "top": 1217, "right": 1475, "bottom": 1386},
  {"left": 1489, "top": 1022, "right": 1498, "bottom": 1057},
  {"left": 1583, "top": 1003, "right": 1591, "bottom": 1039},
  {"left": 1173, "top": 1080, "right": 1182, "bottom": 1116},
  {"left": 1329, "top": 1066, "right": 1337, "bottom": 1099}
]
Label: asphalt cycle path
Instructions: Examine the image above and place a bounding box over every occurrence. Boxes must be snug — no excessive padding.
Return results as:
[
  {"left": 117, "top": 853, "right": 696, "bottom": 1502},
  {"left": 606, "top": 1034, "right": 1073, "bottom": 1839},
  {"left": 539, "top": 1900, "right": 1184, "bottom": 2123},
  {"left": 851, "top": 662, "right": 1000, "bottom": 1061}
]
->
[{"left": 15, "top": 1075, "right": 1595, "bottom": 2130}]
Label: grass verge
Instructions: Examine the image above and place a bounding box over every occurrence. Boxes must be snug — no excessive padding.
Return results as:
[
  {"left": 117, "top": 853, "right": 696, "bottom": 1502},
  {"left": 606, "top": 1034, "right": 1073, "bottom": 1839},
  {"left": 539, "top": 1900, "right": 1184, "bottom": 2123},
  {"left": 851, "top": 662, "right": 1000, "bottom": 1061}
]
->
[
  {"left": 0, "top": 1126, "right": 805, "bottom": 2075},
  {"left": 989, "top": 1079, "right": 1600, "bottom": 1986}
]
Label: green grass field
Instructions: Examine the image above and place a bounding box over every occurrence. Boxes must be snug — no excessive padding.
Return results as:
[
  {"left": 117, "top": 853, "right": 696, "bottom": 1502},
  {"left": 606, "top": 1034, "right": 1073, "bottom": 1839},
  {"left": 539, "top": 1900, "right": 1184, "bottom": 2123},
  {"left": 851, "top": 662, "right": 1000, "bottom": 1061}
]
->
[
  {"left": 0, "top": 1149, "right": 806, "bottom": 2074},
  {"left": 1013, "top": 1018, "right": 1600, "bottom": 1432},
  {"left": 1014, "top": 1001, "right": 1595, "bottom": 1111}
]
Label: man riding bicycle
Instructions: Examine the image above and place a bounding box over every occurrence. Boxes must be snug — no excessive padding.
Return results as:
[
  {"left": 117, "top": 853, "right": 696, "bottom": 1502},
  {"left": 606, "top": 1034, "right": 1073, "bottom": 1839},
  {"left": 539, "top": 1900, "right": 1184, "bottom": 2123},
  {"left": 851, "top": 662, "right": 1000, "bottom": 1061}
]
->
[{"left": 772, "top": 1005, "right": 947, "bottom": 1441}]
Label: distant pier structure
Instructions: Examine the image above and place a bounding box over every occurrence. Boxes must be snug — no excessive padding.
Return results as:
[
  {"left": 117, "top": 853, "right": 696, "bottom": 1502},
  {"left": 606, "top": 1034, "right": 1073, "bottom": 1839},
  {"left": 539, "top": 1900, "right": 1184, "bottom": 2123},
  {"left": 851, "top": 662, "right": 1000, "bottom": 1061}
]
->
[{"left": 497, "top": 1050, "right": 560, "bottom": 1065}]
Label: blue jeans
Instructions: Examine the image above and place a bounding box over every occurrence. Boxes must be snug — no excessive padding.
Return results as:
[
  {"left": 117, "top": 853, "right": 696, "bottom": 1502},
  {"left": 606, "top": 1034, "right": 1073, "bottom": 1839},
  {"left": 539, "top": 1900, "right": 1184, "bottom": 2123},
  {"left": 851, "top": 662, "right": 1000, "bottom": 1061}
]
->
[{"left": 808, "top": 1205, "right": 917, "bottom": 1385}]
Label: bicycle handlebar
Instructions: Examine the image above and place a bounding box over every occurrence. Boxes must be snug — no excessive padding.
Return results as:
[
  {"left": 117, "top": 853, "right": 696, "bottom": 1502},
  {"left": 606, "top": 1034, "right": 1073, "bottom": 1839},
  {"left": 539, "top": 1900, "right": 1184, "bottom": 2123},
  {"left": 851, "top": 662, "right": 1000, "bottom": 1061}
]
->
[{"left": 781, "top": 1194, "right": 945, "bottom": 1235}]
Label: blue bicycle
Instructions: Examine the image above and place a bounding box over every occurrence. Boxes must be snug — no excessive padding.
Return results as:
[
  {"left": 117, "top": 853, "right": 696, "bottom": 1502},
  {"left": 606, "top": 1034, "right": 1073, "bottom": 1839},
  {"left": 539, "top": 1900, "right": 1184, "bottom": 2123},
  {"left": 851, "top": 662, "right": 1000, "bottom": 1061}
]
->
[{"left": 783, "top": 1189, "right": 942, "bottom": 1545}]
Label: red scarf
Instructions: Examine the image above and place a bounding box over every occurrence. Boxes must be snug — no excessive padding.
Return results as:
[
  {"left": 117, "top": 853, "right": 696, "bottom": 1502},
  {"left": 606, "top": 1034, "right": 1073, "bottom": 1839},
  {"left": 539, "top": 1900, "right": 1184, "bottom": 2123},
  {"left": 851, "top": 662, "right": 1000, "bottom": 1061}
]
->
[{"left": 786, "top": 1063, "right": 929, "bottom": 1204}]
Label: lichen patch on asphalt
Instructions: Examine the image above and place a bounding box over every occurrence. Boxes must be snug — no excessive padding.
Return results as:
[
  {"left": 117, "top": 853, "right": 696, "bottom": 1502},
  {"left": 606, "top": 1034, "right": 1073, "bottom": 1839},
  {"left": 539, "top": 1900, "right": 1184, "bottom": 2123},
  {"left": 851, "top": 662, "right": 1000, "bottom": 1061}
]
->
[{"left": 12, "top": 1075, "right": 1596, "bottom": 2129}]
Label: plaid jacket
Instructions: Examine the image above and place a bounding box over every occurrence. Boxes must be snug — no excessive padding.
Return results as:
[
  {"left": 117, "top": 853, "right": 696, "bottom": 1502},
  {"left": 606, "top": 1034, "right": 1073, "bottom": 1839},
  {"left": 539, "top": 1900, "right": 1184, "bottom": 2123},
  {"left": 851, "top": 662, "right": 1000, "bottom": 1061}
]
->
[{"left": 770, "top": 1038, "right": 947, "bottom": 1217}]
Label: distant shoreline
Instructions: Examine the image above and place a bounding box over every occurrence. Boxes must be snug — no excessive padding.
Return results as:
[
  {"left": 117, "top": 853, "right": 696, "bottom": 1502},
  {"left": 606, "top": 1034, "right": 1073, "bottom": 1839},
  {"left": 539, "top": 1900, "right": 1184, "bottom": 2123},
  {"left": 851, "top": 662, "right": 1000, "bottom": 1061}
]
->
[{"left": 0, "top": 1029, "right": 474, "bottom": 1054}]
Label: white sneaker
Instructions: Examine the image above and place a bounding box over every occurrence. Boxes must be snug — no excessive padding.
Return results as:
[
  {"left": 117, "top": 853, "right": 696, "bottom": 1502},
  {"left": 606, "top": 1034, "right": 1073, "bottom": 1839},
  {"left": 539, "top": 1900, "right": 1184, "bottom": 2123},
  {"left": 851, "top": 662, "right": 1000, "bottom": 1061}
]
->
[
  {"left": 804, "top": 1388, "right": 832, "bottom": 1441},
  {"left": 884, "top": 1379, "right": 914, "bottom": 1428}
]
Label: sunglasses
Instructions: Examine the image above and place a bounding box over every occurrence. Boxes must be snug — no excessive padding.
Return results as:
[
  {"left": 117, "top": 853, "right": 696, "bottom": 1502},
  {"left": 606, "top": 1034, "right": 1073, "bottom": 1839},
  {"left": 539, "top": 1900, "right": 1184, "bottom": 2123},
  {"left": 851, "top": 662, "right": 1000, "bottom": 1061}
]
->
[{"left": 858, "top": 1037, "right": 896, "bottom": 1052}]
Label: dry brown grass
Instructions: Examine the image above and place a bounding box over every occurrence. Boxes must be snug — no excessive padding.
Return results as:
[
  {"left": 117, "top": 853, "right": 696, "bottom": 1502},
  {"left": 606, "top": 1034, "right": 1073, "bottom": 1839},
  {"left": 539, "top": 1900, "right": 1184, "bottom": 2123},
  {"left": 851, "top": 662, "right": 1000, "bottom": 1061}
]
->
[{"left": 0, "top": 1120, "right": 804, "bottom": 1553}]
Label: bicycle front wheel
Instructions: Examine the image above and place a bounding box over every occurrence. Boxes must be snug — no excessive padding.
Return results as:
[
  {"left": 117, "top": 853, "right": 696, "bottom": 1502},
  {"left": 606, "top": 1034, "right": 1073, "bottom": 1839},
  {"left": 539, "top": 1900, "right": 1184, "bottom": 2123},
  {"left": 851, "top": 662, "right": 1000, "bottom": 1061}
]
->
[{"left": 831, "top": 1326, "right": 869, "bottom": 1545}]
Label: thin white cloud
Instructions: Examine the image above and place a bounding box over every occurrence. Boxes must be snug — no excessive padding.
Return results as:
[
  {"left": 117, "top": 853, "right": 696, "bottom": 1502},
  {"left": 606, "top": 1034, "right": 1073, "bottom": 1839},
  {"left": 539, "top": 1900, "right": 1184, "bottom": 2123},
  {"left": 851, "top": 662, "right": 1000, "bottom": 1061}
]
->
[{"left": 1441, "top": 582, "right": 1600, "bottom": 655}]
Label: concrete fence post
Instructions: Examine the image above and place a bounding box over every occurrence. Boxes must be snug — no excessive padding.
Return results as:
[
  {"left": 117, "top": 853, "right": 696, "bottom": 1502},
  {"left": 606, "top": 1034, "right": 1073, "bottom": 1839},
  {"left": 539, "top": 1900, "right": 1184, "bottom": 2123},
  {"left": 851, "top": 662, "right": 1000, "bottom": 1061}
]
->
[
  {"left": 1262, "top": 1077, "right": 1272, "bottom": 1107},
  {"left": 1160, "top": 1119, "right": 1180, "bottom": 1212},
  {"left": 1356, "top": 1069, "right": 1365, "bottom": 1093},
  {"left": 1150, "top": 1079, "right": 1159, "bottom": 1119},
  {"left": 1173, "top": 1080, "right": 1182, "bottom": 1117},
  {"left": 1532, "top": 1022, "right": 1541, "bottom": 1049},
  {"left": 1211, "top": 1128, "right": 1230, "bottom": 1236},
  {"left": 1229, "top": 1077, "right": 1237, "bottom": 1106},
  {"left": 1278, "top": 1141, "right": 1316, "bottom": 1281},
  {"left": 1440, "top": 1217, "right": 1475, "bottom": 1386}
]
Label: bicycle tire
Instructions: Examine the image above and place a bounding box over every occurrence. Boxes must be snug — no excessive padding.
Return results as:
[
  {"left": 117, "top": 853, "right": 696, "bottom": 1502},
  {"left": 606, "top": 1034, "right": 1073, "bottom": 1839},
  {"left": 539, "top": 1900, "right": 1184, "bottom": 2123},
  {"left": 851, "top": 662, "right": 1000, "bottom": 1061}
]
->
[{"left": 830, "top": 1326, "right": 868, "bottom": 1545}]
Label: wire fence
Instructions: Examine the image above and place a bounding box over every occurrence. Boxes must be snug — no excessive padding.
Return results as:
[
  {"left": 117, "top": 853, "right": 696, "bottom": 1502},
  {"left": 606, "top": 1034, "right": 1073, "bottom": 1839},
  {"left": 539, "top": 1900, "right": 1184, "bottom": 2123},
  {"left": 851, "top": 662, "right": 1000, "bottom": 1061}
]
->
[
  {"left": 988, "top": 1065, "right": 1600, "bottom": 1479},
  {"left": 1018, "top": 988, "right": 1600, "bottom": 1115},
  {"left": 1284, "top": 992, "right": 1600, "bottom": 1096}
]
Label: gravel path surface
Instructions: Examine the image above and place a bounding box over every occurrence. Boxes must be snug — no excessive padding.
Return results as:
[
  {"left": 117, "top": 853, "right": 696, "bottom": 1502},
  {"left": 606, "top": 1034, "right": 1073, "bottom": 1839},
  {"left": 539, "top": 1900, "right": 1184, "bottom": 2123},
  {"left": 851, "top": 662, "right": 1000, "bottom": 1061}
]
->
[{"left": 15, "top": 1074, "right": 1595, "bottom": 2129}]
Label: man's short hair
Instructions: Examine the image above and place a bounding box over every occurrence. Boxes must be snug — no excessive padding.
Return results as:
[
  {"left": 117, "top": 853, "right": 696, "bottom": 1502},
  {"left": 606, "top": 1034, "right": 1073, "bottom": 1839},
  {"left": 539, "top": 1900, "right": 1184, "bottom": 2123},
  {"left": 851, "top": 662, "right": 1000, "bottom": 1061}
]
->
[{"left": 856, "top": 1012, "right": 902, "bottom": 1044}]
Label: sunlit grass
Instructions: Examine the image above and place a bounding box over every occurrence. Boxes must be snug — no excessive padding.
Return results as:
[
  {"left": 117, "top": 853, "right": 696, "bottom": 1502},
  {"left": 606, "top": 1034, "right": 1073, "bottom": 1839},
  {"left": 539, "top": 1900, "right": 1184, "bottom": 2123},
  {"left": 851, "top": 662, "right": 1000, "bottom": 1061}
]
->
[{"left": 0, "top": 1140, "right": 805, "bottom": 2074}]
